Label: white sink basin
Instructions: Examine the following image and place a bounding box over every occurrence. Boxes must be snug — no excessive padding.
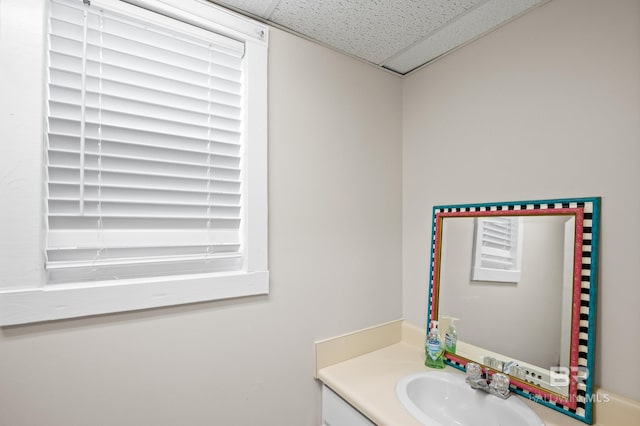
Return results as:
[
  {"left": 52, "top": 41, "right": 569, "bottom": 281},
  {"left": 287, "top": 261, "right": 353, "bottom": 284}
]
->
[{"left": 396, "top": 371, "right": 544, "bottom": 426}]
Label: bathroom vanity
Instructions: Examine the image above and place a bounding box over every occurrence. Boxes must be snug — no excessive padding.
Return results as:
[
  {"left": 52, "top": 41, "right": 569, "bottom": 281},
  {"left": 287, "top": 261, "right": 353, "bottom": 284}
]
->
[{"left": 315, "top": 320, "right": 636, "bottom": 426}]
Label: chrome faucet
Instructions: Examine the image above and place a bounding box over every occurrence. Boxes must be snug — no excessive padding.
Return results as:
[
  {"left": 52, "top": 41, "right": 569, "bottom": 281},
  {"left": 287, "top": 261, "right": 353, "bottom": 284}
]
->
[{"left": 465, "top": 362, "right": 511, "bottom": 399}]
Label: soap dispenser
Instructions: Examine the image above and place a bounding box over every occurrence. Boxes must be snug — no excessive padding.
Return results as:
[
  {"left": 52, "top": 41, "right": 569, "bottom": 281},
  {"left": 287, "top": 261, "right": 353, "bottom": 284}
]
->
[
  {"left": 445, "top": 317, "right": 458, "bottom": 354},
  {"left": 425, "top": 320, "right": 445, "bottom": 369}
]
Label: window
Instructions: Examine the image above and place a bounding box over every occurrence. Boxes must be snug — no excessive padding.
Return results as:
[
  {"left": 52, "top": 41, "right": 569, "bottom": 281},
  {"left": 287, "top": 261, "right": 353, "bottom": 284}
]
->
[
  {"left": 0, "top": 0, "right": 268, "bottom": 325},
  {"left": 471, "top": 216, "right": 523, "bottom": 283}
]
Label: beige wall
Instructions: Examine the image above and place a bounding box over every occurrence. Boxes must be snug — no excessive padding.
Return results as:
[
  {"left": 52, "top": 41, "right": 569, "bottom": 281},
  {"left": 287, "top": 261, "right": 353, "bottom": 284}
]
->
[
  {"left": 0, "top": 3, "right": 403, "bottom": 424},
  {"left": 403, "top": 0, "right": 640, "bottom": 401}
]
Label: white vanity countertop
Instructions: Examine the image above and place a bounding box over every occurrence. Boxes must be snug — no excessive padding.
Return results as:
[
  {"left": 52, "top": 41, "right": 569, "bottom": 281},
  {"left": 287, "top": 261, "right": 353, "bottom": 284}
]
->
[
  {"left": 318, "top": 341, "right": 424, "bottom": 426},
  {"left": 317, "top": 341, "right": 595, "bottom": 426}
]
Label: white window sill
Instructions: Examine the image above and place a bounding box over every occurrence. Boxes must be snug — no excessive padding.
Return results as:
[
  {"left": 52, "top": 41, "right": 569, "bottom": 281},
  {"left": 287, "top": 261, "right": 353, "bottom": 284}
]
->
[{"left": 0, "top": 270, "right": 268, "bottom": 326}]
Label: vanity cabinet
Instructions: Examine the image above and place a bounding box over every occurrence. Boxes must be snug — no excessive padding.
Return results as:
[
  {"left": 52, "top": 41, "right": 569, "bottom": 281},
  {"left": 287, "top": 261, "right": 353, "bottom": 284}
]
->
[{"left": 322, "top": 384, "right": 374, "bottom": 426}]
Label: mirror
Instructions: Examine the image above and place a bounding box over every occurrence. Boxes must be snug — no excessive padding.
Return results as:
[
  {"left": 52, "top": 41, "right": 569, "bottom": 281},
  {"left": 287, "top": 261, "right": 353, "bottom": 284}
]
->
[{"left": 427, "top": 197, "right": 600, "bottom": 425}]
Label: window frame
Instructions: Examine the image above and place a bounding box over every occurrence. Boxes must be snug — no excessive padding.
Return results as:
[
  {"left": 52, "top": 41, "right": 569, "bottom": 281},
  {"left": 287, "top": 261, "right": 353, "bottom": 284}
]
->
[{"left": 0, "top": 0, "right": 269, "bottom": 326}]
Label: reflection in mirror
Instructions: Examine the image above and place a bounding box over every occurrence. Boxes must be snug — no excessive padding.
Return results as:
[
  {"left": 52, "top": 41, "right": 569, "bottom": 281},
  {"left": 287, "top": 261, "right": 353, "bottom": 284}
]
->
[
  {"left": 439, "top": 215, "right": 574, "bottom": 393},
  {"left": 427, "top": 198, "right": 600, "bottom": 425},
  {"left": 471, "top": 216, "right": 525, "bottom": 283}
]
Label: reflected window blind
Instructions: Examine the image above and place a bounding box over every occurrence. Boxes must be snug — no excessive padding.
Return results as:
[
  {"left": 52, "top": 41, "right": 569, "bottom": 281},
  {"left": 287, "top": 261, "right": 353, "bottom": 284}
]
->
[
  {"left": 45, "top": 0, "right": 246, "bottom": 282},
  {"left": 477, "top": 217, "right": 519, "bottom": 271},
  {"left": 471, "top": 216, "right": 523, "bottom": 283}
]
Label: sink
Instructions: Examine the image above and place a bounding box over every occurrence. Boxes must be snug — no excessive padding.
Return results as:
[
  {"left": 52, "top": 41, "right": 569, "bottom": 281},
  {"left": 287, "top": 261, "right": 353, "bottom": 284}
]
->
[{"left": 396, "top": 371, "right": 544, "bottom": 426}]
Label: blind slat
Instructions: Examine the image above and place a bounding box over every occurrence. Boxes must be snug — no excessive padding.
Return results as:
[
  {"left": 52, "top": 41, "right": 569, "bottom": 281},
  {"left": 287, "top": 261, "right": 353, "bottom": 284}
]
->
[
  {"left": 48, "top": 117, "right": 241, "bottom": 146},
  {"left": 49, "top": 216, "right": 241, "bottom": 230},
  {"left": 47, "top": 228, "right": 240, "bottom": 247},
  {"left": 48, "top": 167, "right": 241, "bottom": 190},
  {"left": 49, "top": 199, "right": 241, "bottom": 217},
  {"left": 48, "top": 133, "right": 241, "bottom": 159},
  {"left": 49, "top": 182, "right": 242, "bottom": 205}
]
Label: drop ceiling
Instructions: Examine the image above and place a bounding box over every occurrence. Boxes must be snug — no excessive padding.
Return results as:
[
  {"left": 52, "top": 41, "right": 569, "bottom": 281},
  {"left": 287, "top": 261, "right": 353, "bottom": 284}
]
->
[{"left": 209, "top": 0, "right": 547, "bottom": 75}]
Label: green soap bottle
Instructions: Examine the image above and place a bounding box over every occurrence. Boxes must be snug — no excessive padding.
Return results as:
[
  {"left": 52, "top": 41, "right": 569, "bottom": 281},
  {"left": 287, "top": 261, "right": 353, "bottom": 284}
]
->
[
  {"left": 425, "top": 320, "right": 445, "bottom": 369},
  {"left": 445, "top": 317, "right": 458, "bottom": 354}
]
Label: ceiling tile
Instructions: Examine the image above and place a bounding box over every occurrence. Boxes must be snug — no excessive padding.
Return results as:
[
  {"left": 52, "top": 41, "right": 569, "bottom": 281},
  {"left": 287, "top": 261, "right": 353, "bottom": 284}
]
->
[
  {"left": 383, "top": 0, "right": 545, "bottom": 74},
  {"left": 267, "top": 0, "right": 483, "bottom": 65}
]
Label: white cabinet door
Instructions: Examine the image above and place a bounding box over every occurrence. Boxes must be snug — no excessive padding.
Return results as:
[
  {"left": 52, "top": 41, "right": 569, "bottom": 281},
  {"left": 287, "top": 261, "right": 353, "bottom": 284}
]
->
[{"left": 322, "top": 385, "right": 375, "bottom": 426}]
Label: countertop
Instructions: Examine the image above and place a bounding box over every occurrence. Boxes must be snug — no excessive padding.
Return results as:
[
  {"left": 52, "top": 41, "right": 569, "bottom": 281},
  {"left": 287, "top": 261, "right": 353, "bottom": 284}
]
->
[
  {"left": 319, "top": 341, "right": 425, "bottom": 426},
  {"left": 318, "top": 341, "right": 601, "bottom": 426}
]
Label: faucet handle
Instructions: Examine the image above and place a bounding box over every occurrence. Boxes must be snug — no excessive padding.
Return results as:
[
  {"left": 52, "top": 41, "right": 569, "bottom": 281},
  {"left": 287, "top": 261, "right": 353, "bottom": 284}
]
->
[
  {"left": 490, "top": 373, "right": 511, "bottom": 398},
  {"left": 465, "top": 362, "right": 483, "bottom": 380}
]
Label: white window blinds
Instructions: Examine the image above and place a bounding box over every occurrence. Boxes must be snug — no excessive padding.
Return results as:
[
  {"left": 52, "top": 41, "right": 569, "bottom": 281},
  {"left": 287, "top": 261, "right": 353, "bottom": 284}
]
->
[
  {"left": 45, "top": 0, "right": 247, "bottom": 282},
  {"left": 471, "top": 217, "right": 523, "bottom": 283}
]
